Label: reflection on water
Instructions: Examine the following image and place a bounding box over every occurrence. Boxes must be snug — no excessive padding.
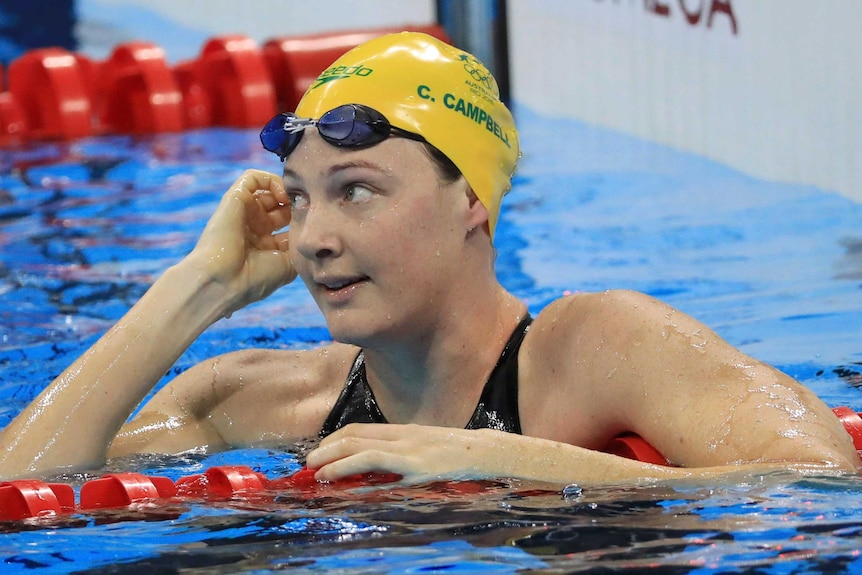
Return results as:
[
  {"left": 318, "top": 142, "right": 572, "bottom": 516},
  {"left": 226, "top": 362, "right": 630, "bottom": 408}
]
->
[
  {"left": 836, "top": 238, "right": 862, "bottom": 281},
  {"left": 1, "top": 111, "right": 862, "bottom": 572},
  {"left": 5, "top": 448, "right": 862, "bottom": 573}
]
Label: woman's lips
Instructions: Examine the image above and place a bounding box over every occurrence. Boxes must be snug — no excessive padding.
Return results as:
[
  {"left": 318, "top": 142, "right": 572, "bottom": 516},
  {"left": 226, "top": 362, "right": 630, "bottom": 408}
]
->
[{"left": 317, "top": 276, "right": 369, "bottom": 303}]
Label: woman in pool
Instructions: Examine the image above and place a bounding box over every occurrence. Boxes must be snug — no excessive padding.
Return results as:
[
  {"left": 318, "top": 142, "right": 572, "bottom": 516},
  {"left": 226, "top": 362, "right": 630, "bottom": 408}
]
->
[{"left": 0, "top": 32, "right": 858, "bottom": 482}]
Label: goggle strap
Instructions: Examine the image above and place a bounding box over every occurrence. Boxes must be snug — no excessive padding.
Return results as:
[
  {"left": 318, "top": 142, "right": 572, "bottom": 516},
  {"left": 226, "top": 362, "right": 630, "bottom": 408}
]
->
[{"left": 283, "top": 118, "right": 316, "bottom": 134}]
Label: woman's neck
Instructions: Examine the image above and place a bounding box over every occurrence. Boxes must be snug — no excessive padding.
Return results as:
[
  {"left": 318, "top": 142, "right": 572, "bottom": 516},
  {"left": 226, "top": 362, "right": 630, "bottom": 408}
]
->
[{"left": 362, "top": 287, "right": 527, "bottom": 427}]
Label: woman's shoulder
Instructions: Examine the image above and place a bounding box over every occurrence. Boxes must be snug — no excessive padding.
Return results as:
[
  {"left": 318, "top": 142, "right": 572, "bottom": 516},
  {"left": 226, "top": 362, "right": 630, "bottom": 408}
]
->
[
  {"left": 539, "top": 288, "right": 661, "bottom": 313},
  {"left": 205, "top": 342, "right": 360, "bottom": 390},
  {"left": 520, "top": 291, "right": 672, "bottom": 415},
  {"left": 124, "top": 342, "right": 362, "bottom": 451},
  {"left": 517, "top": 290, "right": 649, "bottom": 441},
  {"left": 216, "top": 342, "right": 358, "bottom": 366},
  {"left": 531, "top": 289, "right": 662, "bottom": 337},
  {"left": 527, "top": 288, "right": 713, "bottom": 374}
]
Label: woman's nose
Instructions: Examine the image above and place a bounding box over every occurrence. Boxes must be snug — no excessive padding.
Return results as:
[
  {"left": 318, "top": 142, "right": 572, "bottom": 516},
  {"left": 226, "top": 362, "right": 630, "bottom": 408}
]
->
[{"left": 293, "top": 204, "right": 343, "bottom": 260}]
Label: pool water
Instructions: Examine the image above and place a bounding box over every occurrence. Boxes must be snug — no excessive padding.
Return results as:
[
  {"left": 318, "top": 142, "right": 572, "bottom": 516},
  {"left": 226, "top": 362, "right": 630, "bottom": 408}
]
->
[{"left": 1, "top": 107, "right": 862, "bottom": 573}]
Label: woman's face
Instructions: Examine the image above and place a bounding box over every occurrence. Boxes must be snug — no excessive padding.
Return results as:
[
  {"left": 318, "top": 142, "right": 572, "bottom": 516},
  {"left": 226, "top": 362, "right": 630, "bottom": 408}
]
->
[{"left": 283, "top": 131, "right": 471, "bottom": 347}]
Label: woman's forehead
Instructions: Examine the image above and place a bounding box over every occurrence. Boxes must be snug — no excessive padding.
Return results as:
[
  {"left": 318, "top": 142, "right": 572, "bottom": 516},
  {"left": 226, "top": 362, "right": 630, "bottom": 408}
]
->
[{"left": 282, "top": 132, "right": 431, "bottom": 181}]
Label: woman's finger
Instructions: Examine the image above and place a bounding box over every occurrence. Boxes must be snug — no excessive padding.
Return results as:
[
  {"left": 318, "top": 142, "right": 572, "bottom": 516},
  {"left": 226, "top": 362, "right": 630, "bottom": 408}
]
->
[
  {"left": 314, "top": 449, "right": 413, "bottom": 481},
  {"left": 309, "top": 434, "right": 397, "bottom": 466},
  {"left": 262, "top": 200, "right": 291, "bottom": 234},
  {"left": 317, "top": 423, "right": 413, "bottom": 449},
  {"left": 233, "top": 169, "right": 284, "bottom": 197}
]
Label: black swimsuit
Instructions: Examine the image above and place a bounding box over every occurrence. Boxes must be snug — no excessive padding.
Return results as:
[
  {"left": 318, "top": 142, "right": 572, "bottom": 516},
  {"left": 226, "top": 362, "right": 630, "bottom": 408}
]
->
[{"left": 319, "top": 315, "right": 533, "bottom": 437}]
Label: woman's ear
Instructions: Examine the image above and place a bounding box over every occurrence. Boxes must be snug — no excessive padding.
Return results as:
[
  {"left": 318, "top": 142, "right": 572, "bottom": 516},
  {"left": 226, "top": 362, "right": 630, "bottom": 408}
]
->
[{"left": 464, "top": 184, "right": 489, "bottom": 233}]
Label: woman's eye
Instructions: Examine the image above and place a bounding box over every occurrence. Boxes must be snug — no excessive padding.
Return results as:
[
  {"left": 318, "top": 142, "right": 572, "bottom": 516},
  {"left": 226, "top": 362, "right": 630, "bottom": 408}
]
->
[
  {"left": 287, "top": 192, "right": 308, "bottom": 210},
  {"left": 345, "top": 184, "right": 373, "bottom": 203}
]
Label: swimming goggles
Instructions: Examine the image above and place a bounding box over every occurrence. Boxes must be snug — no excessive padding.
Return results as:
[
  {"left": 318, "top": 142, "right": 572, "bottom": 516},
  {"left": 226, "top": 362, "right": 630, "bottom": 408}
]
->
[{"left": 260, "top": 104, "right": 425, "bottom": 161}]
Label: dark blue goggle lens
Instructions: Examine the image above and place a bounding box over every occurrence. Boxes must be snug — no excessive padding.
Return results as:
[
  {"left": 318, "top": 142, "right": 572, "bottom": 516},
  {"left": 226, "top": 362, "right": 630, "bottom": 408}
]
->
[{"left": 260, "top": 104, "right": 422, "bottom": 161}]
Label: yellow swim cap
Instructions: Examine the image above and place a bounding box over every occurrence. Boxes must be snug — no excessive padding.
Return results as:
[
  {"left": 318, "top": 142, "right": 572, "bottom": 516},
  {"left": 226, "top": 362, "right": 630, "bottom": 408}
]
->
[{"left": 295, "top": 32, "right": 519, "bottom": 240}]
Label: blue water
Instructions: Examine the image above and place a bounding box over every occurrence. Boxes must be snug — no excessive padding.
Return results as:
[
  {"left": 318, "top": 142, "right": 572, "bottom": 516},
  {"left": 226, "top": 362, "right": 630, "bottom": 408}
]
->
[{"left": 2, "top": 107, "right": 862, "bottom": 573}]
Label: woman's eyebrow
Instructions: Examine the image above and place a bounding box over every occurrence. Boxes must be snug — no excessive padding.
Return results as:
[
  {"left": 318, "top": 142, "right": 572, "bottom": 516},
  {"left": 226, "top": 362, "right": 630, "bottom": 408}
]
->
[
  {"left": 282, "top": 159, "right": 391, "bottom": 185},
  {"left": 327, "top": 159, "right": 391, "bottom": 177},
  {"left": 282, "top": 167, "right": 301, "bottom": 182}
]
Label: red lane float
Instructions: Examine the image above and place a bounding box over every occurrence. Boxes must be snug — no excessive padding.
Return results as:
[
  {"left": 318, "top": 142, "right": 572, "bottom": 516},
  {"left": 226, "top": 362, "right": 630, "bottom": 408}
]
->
[
  {"left": 268, "top": 467, "right": 402, "bottom": 491},
  {"left": 832, "top": 406, "right": 862, "bottom": 455},
  {"left": 0, "top": 465, "right": 401, "bottom": 522},
  {"left": 191, "top": 36, "right": 277, "bottom": 127},
  {"left": 0, "top": 480, "right": 75, "bottom": 520},
  {"left": 2, "top": 407, "right": 861, "bottom": 524},
  {"left": 80, "top": 472, "right": 177, "bottom": 510},
  {"left": 0, "top": 25, "right": 449, "bottom": 143},
  {"left": 96, "top": 43, "right": 185, "bottom": 135},
  {"left": 0, "top": 91, "right": 27, "bottom": 145},
  {"left": 601, "top": 432, "right": 670, "bottom": 466},
  {"left": 263, "top": 24, "right": 449, "bottom": 113},
  {"left": 173, "top": 60, "right": 213, "bottom": 129},
  {"left": 7, "top": 48, "right": 92, "bottom": 140},
  {"left": 175, "top": 465, "right": 268, "bottom": 498}
]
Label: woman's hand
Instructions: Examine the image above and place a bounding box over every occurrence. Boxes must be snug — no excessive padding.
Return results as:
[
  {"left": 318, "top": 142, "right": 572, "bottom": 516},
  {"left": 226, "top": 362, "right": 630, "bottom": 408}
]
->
[
  {"left": 189, "top": 169, "right": 296, "bottom": 315},
  {"left": 304, "top": 420, "right": 842, "bottom": 487},
  {"left": 306, "top": 423, "right": 515, "bottom": 483},
  {"left": 304, "top": 424, "right": 679, "bottom": 486}
]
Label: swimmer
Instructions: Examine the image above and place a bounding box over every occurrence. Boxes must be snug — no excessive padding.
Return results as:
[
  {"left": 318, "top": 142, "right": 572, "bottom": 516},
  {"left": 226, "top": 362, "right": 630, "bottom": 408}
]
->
[{"left": 0, "top": 32, "right": 858, "bottom": 483}]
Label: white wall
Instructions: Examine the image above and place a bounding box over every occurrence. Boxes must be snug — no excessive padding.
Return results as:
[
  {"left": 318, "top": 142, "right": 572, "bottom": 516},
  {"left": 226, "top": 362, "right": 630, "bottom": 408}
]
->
[{"left": 508, "top": 0, "right": 862, "bottom": 202}]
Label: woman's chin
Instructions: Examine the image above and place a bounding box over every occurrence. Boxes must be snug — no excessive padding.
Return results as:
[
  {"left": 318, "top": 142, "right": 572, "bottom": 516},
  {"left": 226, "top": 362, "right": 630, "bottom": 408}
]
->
[
  {"left": 324, "top": 316, "right": 373, "bottom": 347},
  {"left": 324, "top": 314, "right": 400, "bottom": 349}
]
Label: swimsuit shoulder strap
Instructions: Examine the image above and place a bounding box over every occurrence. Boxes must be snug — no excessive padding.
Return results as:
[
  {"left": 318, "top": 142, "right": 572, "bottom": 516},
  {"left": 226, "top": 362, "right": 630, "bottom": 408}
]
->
[
  {"left": 319, "top": 351, "right": 387, "bottom": 437},
  {"left": 465, "top": 314, "right": 533, "bottom": 434}
]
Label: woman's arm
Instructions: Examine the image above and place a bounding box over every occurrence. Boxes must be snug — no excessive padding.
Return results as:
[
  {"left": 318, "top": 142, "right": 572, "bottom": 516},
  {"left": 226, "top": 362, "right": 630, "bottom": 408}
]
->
[
  {"left": 536, "top": 290, "right": 860, "bottom": 472},
  {"left": 304, "top": 423, "right": 846, "bottom": 485},
  {"left": 0, "top": 170, "right": 294, "bottom": 479},
  {"left": 304, "top": 290, "right": 859, "bottom": 485},
  {"left": 106, "top": 345, "right": 354, "bottom": 459}
]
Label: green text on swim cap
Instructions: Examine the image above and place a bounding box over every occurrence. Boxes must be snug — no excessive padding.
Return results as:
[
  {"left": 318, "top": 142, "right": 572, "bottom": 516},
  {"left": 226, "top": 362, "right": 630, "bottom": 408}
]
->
[
  {"left": 310, "top": 64, "right": 373, "bottom": 90},
  {"left": 417, "top": 85, "right": 511, "bottom": 149}
]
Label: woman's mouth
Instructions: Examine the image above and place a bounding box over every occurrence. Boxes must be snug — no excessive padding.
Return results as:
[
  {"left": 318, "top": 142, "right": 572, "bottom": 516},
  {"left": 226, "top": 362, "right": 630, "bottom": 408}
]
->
[
  {"left": 317, "top": 276, "right": 369, "bottom": 302},
  {"left": 322, "top": 277, "right": 364, "bottom": 290}
]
